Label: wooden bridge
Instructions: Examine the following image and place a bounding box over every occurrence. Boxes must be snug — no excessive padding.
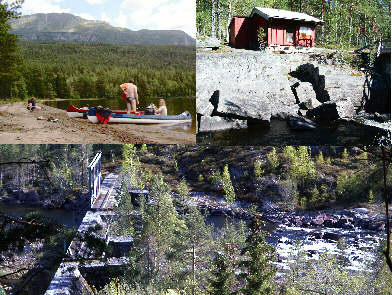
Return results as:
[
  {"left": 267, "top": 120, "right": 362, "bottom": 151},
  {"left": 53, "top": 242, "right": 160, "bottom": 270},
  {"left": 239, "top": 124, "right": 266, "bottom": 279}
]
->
[
  {"left": 88, "top": 152, "right": 119, "bottom": 210},
  {"left": 45, "top": 153, "right": 132, "bottom": 295}
]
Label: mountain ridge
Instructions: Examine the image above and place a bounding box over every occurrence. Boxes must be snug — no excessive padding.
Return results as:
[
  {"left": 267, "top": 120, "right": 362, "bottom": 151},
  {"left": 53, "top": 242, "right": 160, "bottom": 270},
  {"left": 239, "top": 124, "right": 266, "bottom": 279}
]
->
[{"left": 9, "top": 13, "right": 195, "bottom": 46}]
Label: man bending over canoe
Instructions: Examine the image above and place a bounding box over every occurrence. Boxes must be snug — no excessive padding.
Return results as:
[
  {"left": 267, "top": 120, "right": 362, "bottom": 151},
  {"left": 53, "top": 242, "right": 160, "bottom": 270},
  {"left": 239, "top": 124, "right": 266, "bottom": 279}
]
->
[{"left": 120, "top": 79, "right": 139, "bottom": 114}]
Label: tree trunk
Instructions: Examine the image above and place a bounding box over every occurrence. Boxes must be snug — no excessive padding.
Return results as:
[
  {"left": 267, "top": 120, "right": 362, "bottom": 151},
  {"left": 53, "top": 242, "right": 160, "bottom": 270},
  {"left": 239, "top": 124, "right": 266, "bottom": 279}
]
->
[
  {"left": 217, "top": 0, "right": 221, "bottom": 40},
  {"left": 211, "top": 0, "right": 216, "bottom": 38},
  {"left": 226, "top": 0, "right": 232, "bottom": 43}
]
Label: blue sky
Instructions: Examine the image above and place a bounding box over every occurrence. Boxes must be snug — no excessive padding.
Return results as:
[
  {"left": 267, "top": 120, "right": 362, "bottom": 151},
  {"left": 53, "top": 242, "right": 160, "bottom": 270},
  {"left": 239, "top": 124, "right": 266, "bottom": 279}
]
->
[{"left": 8, "top": 0, "right": 195, "bottom": 37}]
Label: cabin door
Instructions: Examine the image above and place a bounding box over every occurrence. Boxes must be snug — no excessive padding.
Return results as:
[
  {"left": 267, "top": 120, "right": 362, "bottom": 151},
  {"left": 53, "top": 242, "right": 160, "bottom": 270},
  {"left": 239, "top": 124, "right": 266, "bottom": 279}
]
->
[{"left": 286, "top": 27, "right": 295, "bottom": 45}]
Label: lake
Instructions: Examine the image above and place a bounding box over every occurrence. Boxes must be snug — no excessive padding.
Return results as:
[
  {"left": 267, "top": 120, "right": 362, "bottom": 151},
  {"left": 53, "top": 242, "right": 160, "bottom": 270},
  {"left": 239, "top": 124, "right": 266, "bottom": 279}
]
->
[{"left": 43, "top": 96, "right": 196, "bottom": 134}]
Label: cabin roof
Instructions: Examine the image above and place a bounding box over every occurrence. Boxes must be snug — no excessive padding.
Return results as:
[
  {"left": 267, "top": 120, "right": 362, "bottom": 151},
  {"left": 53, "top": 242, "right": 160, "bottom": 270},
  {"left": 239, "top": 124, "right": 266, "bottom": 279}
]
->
[{"left": 251, "top": 7, "right": 324, "bottom": 24}]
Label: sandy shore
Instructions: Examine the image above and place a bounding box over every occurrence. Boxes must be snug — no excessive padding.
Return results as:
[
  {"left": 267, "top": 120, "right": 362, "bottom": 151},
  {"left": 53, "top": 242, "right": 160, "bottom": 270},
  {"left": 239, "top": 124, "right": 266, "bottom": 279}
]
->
[{"left": 0, "top": 102, "right": 195, "bottom": 144}]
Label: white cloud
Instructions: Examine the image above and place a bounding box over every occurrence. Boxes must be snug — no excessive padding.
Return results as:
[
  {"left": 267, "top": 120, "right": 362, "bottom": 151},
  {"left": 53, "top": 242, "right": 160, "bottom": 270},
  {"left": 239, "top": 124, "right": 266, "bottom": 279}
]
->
[
  {"left": 119, "top": 0, "right": 195, "bottom": 37},
  {"left": 75, "top": 12, "right": 95, "bottom": 20},
  {"left": 20, "top": 0, "right": 70, "bottom": 14},
  {"left": 114, "top": 13, "right": 128, "bottom": 28},
  {"left": 100, "top": 12, "right": 111, "bottom": 23},
  {"left": 84, "top": 0, "right": 107, "bottom": 4}
]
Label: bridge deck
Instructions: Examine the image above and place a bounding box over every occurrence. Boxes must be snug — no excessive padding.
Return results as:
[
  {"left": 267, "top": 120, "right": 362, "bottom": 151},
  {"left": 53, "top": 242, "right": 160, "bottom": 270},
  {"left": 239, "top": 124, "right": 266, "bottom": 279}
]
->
[{"left": 91, "top": 173, "right": 119, "bottom": 210}]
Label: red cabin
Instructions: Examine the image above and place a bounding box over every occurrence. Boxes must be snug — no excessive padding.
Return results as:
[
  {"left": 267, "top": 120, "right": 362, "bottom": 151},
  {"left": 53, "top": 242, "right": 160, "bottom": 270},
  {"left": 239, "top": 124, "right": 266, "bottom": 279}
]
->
[{"left": 229, "top": 7, "right": 324, "bottom": 49}]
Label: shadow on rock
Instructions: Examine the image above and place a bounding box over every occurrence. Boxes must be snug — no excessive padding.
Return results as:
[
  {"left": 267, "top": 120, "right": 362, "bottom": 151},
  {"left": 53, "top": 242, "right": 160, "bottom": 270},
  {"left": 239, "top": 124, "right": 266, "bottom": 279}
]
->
[{"left": 290, "top": 63, "right": 330, "bottom": 103}]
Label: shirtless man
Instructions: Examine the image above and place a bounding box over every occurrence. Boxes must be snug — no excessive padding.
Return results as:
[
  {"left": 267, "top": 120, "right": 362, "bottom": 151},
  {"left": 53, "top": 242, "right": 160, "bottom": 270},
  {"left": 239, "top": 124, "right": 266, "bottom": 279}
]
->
[{"left": 120, "top": 79, "right": 139, "bottom": 114}]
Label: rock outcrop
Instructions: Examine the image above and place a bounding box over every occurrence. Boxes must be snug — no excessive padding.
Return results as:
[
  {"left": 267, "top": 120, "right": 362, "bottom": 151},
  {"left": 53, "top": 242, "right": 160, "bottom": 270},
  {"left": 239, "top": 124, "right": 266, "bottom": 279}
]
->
[{"left": 197, "top": 51, "right": 365, "bottom": 132}]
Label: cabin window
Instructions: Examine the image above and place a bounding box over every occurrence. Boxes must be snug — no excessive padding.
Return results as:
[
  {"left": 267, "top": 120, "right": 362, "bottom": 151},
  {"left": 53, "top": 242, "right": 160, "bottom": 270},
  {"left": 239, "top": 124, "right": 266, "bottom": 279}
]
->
[
  {"left": 299, "top": 27, "right": 312, "bottom": 39},
  {"left": 286, "top": 27, "right": 295, "bottom": 44}
]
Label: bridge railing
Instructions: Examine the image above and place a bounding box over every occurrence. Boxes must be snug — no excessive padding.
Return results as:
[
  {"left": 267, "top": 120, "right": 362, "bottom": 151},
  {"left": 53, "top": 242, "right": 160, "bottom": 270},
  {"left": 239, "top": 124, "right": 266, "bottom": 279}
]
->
[{"left": 88, "top": 152, "right": 102, "bottom": 208}]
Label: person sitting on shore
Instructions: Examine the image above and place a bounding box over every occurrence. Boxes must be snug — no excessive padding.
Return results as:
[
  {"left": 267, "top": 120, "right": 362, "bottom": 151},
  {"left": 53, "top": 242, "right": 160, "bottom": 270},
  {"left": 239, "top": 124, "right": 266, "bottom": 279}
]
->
[
  {"left": 153, "top": 99, "right": 167, "bottom": 116},
  {"left": 27, "top": 97, "right": 41, "bottom": 111},
  {"left": 120, "top": 79, "right": 139, "bottom": 114}
]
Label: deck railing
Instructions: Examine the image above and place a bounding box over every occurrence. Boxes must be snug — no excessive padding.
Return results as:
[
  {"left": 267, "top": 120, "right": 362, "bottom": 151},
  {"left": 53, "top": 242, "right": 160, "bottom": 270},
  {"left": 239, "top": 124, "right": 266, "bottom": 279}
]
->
[{"left": 88, "top": 152, "right": 102, "bottom": 208}]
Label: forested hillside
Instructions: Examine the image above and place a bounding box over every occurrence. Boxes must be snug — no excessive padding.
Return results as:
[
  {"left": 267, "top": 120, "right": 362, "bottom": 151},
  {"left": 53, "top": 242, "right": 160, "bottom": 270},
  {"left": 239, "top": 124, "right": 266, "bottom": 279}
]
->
[
  {"left": 196, "top": 0, "right": 391, "bottom": 48},
  {"left": 10, "top": 13, "right": 195, "bottom": 46},
  {"left": 10, "top": 41, "right": 195, "bottom": 99}
]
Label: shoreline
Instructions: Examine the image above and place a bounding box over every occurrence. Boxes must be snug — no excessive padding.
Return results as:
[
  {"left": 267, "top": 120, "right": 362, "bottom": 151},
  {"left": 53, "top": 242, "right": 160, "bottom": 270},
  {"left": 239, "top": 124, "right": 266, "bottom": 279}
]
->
[{"left": 0, "top": 102, "right": 195, "bottom": 144}]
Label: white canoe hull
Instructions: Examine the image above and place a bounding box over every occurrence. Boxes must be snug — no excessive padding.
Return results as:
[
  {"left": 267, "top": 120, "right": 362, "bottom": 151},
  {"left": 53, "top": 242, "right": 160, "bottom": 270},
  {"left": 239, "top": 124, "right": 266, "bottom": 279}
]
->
[
  {"left": 87, "top": 115, "right": 191, "bottom": 124},
  {"left": 67, "top": 112, "right": 84, "bottom": 118}
]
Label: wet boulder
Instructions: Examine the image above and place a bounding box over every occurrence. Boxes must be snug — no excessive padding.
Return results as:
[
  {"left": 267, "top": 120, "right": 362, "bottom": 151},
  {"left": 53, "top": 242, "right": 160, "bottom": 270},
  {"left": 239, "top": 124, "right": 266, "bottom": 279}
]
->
[
  {"left": 307, "top": 100, "right": 356, "bottom": 121},
  {"left": 323, "top": 232, "right": 340, "bottom": 241},
  {"left": 287, "top": 115, "right": 317, "bottom": 130}
]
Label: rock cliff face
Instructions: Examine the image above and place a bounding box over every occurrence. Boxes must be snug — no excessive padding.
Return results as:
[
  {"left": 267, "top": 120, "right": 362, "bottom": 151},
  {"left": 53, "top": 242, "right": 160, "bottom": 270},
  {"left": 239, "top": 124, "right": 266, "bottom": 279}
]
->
[{"left": 196, "top": 51, "right": 365, "bottom": 132}]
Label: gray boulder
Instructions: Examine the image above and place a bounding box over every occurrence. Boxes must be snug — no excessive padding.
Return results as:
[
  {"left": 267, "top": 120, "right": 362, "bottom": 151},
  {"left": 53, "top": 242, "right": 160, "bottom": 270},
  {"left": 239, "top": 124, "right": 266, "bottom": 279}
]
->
[{"left": 294, "top": 82, "right": 321, "bottom": 109}]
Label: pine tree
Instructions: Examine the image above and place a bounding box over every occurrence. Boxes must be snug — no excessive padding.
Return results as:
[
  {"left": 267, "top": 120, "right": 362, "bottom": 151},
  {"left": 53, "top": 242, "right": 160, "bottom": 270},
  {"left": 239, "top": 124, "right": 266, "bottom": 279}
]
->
[
  {"left": 208, "top": 252, "right": 235, "bottom": 295},
  {"left": 240, "top": 218, "right": 276, "bottom": 295},
  {"left": 0, "top": 0, "right": 24, "bottom": 98}
]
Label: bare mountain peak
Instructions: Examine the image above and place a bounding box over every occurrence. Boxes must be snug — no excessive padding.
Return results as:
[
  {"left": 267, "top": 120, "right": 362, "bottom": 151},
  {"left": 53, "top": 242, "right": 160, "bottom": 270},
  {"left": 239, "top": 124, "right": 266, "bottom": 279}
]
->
[{"left": 9, "top": 12, "right": 195, "bottom": 46}]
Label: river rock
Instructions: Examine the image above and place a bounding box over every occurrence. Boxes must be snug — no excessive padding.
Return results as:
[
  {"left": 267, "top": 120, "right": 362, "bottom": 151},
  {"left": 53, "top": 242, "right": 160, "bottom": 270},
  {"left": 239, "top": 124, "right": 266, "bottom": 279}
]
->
[
  {"left": 198, "top": 114, "right": 247, "bottom": 132},
  {"left": 323, "top": 232, "right": 340, "bottom": 241},
  {"left": 307, "top": 100, "right": 355, "bottom": 121},
  {"left": 287, "top": 115, "right": 317, "bottom": 130}
]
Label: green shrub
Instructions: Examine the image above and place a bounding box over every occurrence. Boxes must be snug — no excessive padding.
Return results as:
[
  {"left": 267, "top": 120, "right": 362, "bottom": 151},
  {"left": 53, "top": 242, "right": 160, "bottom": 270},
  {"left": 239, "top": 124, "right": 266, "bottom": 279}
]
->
[
  {"left": 266, "top": 147, "right": 279, "bottom": 172},
  {"left": 342, "top": 148, "right": 349, "bottom": 160},
  {"left": 336, "top": 172, "right": 366, "bottom": 202},
  {"left": 254, "top": 159, "right": 263, "bottom": 177},
  {"left": 284, "top": 146, "right": 316, "bottom": 185},
  {"left": 368, "top": 189, "right": 375, "bottom": 204},
  {"left": 316, "top": 151, "right": 324, "bottom": 166},
  {"left": 222, "top": 164, "right": 235, "bottom": 204},
  {"left": 198, "top": 174, "right": 204, "bottom": 182}
]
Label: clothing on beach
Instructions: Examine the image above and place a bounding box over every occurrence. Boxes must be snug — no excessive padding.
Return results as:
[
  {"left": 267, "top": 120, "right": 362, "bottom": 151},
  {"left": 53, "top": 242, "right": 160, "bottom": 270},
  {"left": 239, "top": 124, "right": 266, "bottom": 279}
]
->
[{"left": 156, "top": 106, "right": 167, "bottom": 116}]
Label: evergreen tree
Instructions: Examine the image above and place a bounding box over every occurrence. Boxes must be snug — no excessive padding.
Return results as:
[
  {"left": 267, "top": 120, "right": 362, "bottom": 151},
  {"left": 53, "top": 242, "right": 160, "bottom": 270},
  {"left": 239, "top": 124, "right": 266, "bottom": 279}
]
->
[
  {"left": 240, "top": 217, "right": 276, "bottom": 295},
  {"left": 0, "top": 0, "right": 24, "bottom": 98},
  {"left": 208, "top": 252, "right": 235, "bottom": 295}
]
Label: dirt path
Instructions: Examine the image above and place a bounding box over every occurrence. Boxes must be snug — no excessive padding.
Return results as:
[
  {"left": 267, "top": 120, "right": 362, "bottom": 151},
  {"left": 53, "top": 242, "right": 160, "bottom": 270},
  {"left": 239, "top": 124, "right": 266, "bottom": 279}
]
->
[{"left": 0, "top": 102, "right": 195, "bottom": 144}]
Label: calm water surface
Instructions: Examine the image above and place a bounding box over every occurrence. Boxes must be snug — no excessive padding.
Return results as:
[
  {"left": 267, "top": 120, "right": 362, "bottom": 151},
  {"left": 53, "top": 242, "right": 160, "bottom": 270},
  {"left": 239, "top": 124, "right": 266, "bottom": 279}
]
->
[
  {"left": 198, "top": 119, "right": 389, "bottom": 145},
  {"left": 43, "top": 96, "right": 196, "bottom": 134}
]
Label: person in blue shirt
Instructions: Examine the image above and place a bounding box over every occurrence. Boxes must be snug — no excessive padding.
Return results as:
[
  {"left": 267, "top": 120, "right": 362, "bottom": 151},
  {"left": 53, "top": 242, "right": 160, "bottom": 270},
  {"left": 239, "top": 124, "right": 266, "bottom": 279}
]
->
[{"left": 27, "top": 97, "right": 41, "bottom": 111}]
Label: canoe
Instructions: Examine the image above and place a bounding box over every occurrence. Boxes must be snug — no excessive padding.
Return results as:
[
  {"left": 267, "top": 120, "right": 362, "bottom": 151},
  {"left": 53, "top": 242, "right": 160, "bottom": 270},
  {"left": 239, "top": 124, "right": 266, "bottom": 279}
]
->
[
  {"left": 66, "top": 105, "right": 129, "bottom": 118},
  {"left": 87, "top": 107, "right": 192, "bottom": 124}
]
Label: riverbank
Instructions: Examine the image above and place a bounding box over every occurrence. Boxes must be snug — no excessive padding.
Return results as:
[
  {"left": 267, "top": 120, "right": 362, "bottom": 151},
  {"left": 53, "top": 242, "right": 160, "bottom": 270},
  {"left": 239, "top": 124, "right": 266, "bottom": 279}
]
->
[{"left": 0, "top": 102, "right": 195, "bottom": 144}]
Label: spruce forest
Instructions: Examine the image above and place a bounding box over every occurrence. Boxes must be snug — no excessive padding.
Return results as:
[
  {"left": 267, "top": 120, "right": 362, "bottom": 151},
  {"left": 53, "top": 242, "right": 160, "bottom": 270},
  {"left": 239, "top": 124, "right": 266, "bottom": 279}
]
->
[
  {"left": 196, "top": 0, "right": 391, "bottom": 48},
  {"left": 10, "top": 41, "right": 196, "bottom": 100}
]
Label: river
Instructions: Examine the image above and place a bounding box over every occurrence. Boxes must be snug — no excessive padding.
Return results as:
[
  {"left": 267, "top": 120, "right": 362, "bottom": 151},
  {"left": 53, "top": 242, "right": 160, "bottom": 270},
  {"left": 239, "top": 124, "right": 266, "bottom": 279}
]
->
[
  {"left": 0, "top": 191, "right": 384, "bottom": 277},
  {"left": 42, "top": 96, "right": 196, "bottom": 134}
]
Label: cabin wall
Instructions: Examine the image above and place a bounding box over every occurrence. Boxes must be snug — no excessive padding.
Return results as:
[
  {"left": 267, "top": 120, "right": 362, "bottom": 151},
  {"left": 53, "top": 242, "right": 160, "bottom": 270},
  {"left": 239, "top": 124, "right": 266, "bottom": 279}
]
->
[
  {"left": 229, "top": 17, "right": 251, "bottom": 48},
  {"left": 251, "top": 14, "right": 268, "bottom": 47}
]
